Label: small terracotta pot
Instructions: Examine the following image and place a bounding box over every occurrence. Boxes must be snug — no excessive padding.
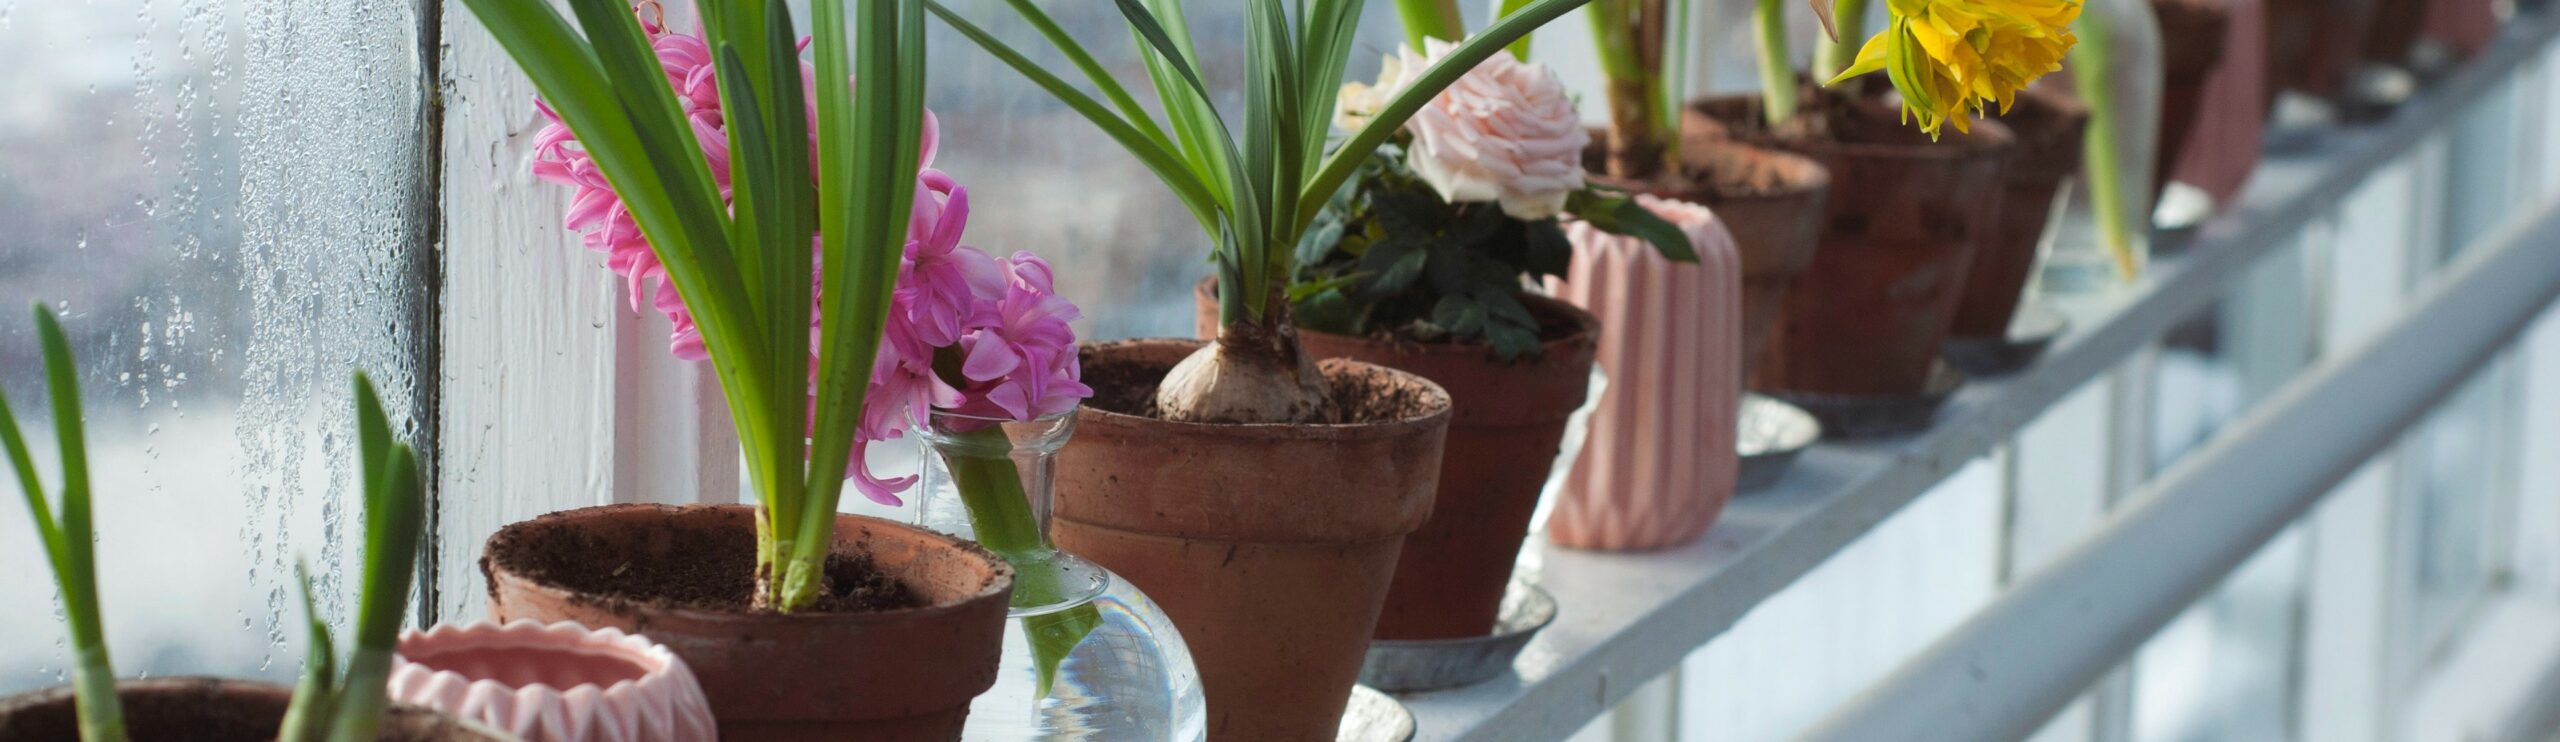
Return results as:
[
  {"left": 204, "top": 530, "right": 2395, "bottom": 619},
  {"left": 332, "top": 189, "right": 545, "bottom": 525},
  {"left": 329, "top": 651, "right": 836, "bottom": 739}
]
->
[
  {"left": 2172, "top": 0, "right": 2270, "bottom": 207},
  {"left": 1190, "top": 281, "right": 1596, "bottom": 639},
  {"left": 1757, "top": 100, "right": 2017, "bottom": 396},
  {"left": 2266, "top": 0, "right": 2382, "bottom": 104},
  {"left": 2425, "top": 0, "right": 2500, "bottom": 58},
  {"left": 481, "top": 503, "right": 1014, "bottom": 741},
  {"left": 1592, "top": 103, "right": 1831, "bottom": 377},
  {"left": 2152, "top": 0, "right": 2231, "bottom": 203},
  {"left": 0, "top": 677, "right": 506, "bottom": 741},
  {"left": 1960, "top": 88, "right": 2090, "bottom": 339},
  {"left": 1053, "top": 339, "right": 1450, "bottom": 740},
  {"left": 390, "top": 620, "right": 717, "bottom": 742},
  {"left": 1543, "top": 201, "right": 1744, "bottom": 551},
  {"left": 2363, "top": 0, "right": 2430, "bottom": 68}
]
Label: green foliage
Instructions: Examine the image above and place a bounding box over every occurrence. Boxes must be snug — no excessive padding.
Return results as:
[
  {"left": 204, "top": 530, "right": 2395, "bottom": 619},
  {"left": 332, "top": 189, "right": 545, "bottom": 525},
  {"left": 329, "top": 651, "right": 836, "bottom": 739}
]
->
[
  {"left": 1291, "top": 147, "right": 1569, "bottom": 359},
  {"left": 276, "top": 372, "right": 427, "bottom": 742},
  {"left": 454, "top": 0, "right": 930, "bottom": 610},
  {"left": 0, "top": 305, "right": 126, "bottom": 742},
  {"left": 1291, "top": 147, "right": 1697, "bottom": 360},
  {"left": 932, "top": 0, "right": 1605, "bottom": 330}
]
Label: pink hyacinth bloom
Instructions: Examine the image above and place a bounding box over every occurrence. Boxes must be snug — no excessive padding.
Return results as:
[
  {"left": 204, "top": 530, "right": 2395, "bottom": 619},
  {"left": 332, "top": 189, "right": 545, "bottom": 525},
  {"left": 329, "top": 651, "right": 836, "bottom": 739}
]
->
[{"left": 531, "top": 19, "right": 1086, "bottom": 508}]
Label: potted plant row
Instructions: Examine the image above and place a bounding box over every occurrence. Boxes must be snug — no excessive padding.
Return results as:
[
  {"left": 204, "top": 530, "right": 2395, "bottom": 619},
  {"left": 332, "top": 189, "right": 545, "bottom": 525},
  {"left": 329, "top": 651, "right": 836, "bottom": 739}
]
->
[{"left": 933, "top": 0, "right": 1633, "bottom": 734}]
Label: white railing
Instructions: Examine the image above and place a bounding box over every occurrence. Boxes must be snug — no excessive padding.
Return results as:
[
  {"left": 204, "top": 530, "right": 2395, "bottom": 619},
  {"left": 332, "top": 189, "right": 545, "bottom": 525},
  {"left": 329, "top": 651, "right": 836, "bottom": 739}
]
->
[{"left": 1413, "top": 6, "right": 2560, "bottom": 741}]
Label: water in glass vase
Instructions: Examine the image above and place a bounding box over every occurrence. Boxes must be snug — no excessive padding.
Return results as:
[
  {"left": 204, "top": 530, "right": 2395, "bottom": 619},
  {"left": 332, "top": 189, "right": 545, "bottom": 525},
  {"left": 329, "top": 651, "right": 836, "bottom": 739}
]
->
[{"left": 912, "top": 410, "right": 1207, "bottom": 741}]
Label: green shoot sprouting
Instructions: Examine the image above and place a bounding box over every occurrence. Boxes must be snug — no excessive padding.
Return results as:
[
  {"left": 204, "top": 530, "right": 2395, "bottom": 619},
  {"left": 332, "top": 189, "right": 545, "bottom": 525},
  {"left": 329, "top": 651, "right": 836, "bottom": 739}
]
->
[
  {"left": 274, "top": 371, "right": 427, "bottom": 742},
  {"left": 451, "top": 0, "right": 930, "bottom": 611},
  {"left": 1813, "top": 0, "right": 1873, "bottom": 83},
  {"left": 1, "top": 304, "right": 126, "bottom": 742},
  {"left": 1755, "top": 0, "right": 1802, "bottom": 127},
  {"left": 1585, "top": 0, "right": 1692, "bottom": 180}
]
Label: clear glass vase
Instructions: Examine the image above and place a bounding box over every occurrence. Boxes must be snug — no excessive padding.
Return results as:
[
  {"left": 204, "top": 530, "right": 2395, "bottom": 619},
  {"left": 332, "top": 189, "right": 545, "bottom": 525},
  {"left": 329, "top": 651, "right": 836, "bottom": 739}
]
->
[
  {"left": 2048, "top": 0, "right": 2164, "bottom": 291},
  {"left": 910, "top": 409, "right": 1206, "bottom": 741}
]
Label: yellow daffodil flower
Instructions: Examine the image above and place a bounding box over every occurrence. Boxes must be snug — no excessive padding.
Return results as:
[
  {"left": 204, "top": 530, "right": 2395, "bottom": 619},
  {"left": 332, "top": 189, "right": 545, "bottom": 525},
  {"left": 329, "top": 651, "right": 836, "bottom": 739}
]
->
[{"left": 1827, "top": 0, "right": 2082, "bottom": 137}]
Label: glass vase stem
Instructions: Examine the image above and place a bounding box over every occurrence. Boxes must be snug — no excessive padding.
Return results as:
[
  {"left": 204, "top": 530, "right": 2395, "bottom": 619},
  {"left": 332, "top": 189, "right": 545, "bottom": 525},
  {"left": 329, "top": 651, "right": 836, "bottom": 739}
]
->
[{"left": 940, "top": 428, "right": 1047, "bottom": 558}]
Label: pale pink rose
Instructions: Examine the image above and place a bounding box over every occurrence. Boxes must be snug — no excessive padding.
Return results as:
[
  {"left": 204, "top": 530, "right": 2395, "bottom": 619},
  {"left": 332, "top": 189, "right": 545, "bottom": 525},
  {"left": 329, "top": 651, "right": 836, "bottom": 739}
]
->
[{"left": 1386, "top": 39, "right": 1589, "bottom": 220}]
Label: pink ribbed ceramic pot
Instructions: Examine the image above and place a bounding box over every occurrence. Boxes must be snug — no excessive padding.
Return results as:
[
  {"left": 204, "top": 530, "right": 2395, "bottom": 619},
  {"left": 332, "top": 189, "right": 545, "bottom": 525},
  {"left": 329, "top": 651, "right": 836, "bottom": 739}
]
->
[
  {"left": 389, "top": 620, "right": 716, "bottom": 742},
  {"left": 1542, "top": 197, "right": 1743, "bottom": 552}
]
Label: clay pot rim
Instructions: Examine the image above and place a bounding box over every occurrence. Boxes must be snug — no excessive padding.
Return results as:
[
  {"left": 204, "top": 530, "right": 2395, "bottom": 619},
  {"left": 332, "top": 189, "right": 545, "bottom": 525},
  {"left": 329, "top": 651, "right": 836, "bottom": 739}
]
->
[
  {"left": 485, "top": 503, "right": 1016, "bottom": 625},
  {"left": 0, "top": 677, "right": 295, "bottom": 721},
  {"left": 1785, "top": 115, "right": 2019, "bottom": 159},
  {"left": 1587, "top": 119, "right": 1836, "bottom": 200},
  {"left": 1675, "top": 99, "right": 1840, "bottom": 193},
  {"left": 1685, "top": 93, "right": 2017, "bottom": 160},
  {"left": 0, "top": 677, "right": 511, "bottom": 740},
  {"left": 1192, "top": 277, "right": 1601, "bottom": 363},
  {"left": 1075, "top": 337, "right": 1456, "bottom": 438}
]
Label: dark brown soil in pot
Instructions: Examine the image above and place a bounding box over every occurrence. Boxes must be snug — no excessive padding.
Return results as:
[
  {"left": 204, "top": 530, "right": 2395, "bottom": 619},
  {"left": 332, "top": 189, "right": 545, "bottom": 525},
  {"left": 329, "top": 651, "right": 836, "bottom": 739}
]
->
[
  {"left": 1191, "top": 282, "right": 1595, "bottom": 640},
  {"left": 1586, "top": 106, "right": 1832, "bottom": 377},
  {"left": 1705, "top": 94, "right": 2018, "bottom": 396},
  {"left": 482, "top": 503, "right": 1014, "bottom": 741},
  {"left": 2154, "top": 0, "right": 2231, "bottom": 203},
  {"left": 1958, "top": 87, "right": 2090, "bottom": 338},
  {"left": 1057, "top": 338, "right": 1450, "bottom": 740},
  {"left": 0, "top": 677, "right": 504, "bottom": 741}
]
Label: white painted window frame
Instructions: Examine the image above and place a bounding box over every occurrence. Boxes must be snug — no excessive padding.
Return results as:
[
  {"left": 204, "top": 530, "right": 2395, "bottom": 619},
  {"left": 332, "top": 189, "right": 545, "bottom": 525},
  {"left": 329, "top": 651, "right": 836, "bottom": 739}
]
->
[{"left": 429, "top": 2, "right": 736, "bottom": 621}]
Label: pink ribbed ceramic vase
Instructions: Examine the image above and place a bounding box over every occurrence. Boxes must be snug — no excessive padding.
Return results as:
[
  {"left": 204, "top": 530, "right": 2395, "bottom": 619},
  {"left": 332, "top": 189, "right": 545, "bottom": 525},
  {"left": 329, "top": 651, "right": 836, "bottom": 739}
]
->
[
  {"left": 1543, "top": 195, "right": 1743, "bottom": 552},
  {"left": 389, "top": 620, "right": 716, "bottom": 742}
]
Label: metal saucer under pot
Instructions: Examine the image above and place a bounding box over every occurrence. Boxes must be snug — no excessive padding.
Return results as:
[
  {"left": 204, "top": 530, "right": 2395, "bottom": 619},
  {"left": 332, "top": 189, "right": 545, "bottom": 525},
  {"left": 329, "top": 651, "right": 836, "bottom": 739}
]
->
[
  {"left": 1943, "top": 301, "right": 2071, "bottom": 378},
  {"left": 1737, "top": 393, "right": 1821, "bottom": 492},
  {"left": 1356, "top": 580, "right": 1559, "bottom": 693},
  {"left": 1770, "top": 363, "right": 1968, "bottom": 439}
]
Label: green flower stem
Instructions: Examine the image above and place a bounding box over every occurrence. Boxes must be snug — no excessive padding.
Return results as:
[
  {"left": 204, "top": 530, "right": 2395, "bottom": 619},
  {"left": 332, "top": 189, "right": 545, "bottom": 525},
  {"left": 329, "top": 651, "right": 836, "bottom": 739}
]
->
[
  {"left": 1588, "top": 0, "right": 1673, "bottom": 178},
  {"left": 1497, "top": 0, "right": 1539, "bottom": 58},
  {"left": 69, "top": 646, "right": 123, "bottom": 742},
  {"left": 936, "top": 427, "right": 1098, "bottom": 696},
  {"left": 936, "top": 429, "right": 1046, "bottom": 560},
  {"left": 1815, "top": 0, "right": 1870, "bottom": 82},
  {"left": 1755, "top": 0, "right": 1799, "bottom": 126},
  {"left": 2070, "top": 7, "right": 2143, "bottom": 279}
]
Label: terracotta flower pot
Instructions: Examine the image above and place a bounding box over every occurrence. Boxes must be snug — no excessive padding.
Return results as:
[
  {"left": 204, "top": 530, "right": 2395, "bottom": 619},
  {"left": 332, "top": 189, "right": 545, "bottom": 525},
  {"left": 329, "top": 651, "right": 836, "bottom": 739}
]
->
[
  {"left": 1757, "top": 100, "right": 2017, "bottom": 396},
  {"left": 390, "top": 620, "right": 717, "bottom": 742},
  {"left": 2172, "top": 0, "right": 2270, "bottom": 207},
  {"left": 1053, "top": 339, "right": 1450, "bottom": 740},
  {"left": 1960, "top": 88, "right": 2090, "bottom": 339},
  {"left": 2363, "top": 0, "right": 2431, "bottom": 69},
  {"left": 2152, "top": 0, "right": 2231, "bottom": 203},
  {"left": 0, "top": 677, "right": 507, "bottom": 741},
  {"left": 481, "top": 503, "right": 1014, "bottom": 741},
  {"left": 2426, "top": 0, "right": 2501, "bottom": 58},
  {"left": 1590, "top": 103, "right": 1831, "bottom": 378},
  {"left": 2265, "top": 0, "right": 2382, "bottom": 104},
  {"left": 1189, "top": 281, "right": 1596, "bottom": 640},
  {"left": 1542, "top": 198, "right": 1744, "bottom": 551}
]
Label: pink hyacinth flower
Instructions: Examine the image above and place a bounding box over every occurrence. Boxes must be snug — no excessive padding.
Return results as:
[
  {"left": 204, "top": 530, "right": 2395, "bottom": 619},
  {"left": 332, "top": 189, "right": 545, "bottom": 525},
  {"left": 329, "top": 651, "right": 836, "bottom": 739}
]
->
[{"left": 530, "top": 18, "right": 1086, "bottom": 509}]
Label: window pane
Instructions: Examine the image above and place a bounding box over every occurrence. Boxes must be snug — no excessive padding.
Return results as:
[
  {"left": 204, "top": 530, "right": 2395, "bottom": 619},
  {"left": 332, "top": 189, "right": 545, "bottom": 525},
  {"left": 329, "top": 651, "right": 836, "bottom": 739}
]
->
[{"left": 0, "top": 0, "right": 432, "bottom": 692}]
